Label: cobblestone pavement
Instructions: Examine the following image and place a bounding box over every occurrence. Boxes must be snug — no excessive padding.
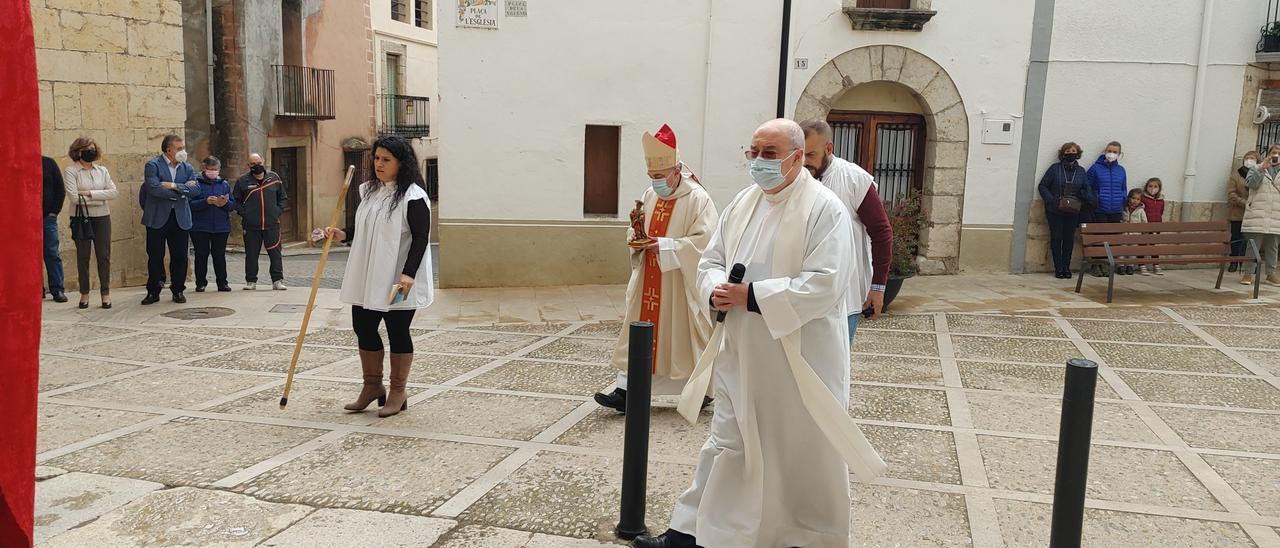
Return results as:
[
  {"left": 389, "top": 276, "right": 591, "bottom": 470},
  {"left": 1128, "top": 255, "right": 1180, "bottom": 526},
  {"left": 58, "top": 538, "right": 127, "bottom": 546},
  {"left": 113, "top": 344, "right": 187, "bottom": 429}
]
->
[{"left": 31, "top": 269, "right": 1280, "bottom": 547}]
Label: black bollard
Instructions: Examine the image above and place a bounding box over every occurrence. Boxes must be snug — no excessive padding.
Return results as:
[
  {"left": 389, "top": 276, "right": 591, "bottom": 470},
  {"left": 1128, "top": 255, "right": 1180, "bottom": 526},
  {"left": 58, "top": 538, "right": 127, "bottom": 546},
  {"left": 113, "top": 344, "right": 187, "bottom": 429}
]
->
[
  {"left": 1050, "top": 358, "right": 1099, "bottom": 548},
  {"left": 616, "top": 321, "right": 654, "bottom": 540}
]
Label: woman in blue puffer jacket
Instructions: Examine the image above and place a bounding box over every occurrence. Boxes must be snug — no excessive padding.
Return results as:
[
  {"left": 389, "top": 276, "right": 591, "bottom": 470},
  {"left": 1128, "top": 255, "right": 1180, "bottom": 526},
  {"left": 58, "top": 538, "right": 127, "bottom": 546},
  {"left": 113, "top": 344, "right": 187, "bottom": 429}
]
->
[{"left": 1086, "top": 141, "right": 1128, "bottom": 276}]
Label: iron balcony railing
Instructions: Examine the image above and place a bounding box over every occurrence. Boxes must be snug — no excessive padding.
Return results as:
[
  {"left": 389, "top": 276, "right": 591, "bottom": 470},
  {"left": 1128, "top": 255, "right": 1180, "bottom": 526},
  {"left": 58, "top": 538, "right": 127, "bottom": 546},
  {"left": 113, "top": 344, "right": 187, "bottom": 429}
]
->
[
  {"left": 378, "top": 94, "right": 431, "bottom": 138},
  {"left": 1262, "top": 0, "right": 1280, "bottom": 53},
  {"left": 273, "top": 65, "right": 335, "bottom": 120}
]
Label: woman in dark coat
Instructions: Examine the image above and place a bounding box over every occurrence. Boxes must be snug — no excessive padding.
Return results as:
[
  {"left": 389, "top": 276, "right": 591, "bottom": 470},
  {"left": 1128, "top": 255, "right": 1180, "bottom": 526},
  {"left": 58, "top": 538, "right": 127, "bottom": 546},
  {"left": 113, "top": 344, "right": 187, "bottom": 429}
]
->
[{"left": 1038, "top": 142, "right": 1097, "bottom": 279}]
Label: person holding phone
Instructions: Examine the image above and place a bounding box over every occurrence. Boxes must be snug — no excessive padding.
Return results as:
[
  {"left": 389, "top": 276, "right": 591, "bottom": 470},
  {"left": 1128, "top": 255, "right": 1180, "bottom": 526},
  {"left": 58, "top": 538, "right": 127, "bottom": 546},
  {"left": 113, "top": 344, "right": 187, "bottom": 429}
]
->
[
  {"left": 189, "top": 156, "right": 236, "bottom": 292},
  {"left": 1243, "top": 143, "right": 1280, "bottom": 286},
  {"left": 321, "top": 135, "right": 433, "bottom": 418}
]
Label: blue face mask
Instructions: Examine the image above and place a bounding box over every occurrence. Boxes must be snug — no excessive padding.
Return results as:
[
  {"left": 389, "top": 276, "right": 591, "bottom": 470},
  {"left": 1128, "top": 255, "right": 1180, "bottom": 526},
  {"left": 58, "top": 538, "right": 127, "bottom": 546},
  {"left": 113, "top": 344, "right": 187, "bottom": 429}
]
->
[
  {"left": 749, "top": 150, "right": 799, "bottom": 191},
  {"left": 652, "top": 176, "right": 674, "bottom": 198}
]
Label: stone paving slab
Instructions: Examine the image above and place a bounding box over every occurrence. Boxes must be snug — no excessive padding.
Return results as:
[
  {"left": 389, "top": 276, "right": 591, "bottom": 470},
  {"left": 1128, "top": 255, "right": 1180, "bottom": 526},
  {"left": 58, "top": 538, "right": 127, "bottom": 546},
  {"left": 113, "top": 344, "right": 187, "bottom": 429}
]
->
[
  {"left": 1153, "top": 406, "right": 1280, "bottom": 454},
  {"left": 852, "top": 355, "right": 945, "bottom": 386},
  {"left": 460, "top": 451, "right": 694, "bottom": 539},
  {"left": 35, "top": 466, "right": 68, "bottom": 481},
  {"left": 569, "top": 321, "right": 624, "bottom": 338},
  {"left": 1117, "top": 371, "right": 1280, "bottom": 410},
  {"left": 860, "top": 313, "right": 936, "bottom": 332},
  {"left": 46, "top": 417, "right": 322, "bottom": 487},
  {"left": 1056, "top": 306, "right": 1174, "bottom": 322},
  {"left": 43, "top": 487, "right": 312, "bottom": 548},
  {"left": 1240, "top": 350, "right": 1280, "bottom": 377},
  {"left": 309, "top": 353, "right": 494, "bottom": 385},
  {"left": 526, "top": 337, "right": 615, "bottom": 364},
  {"left": 1200, "top": 325, "right": 1280, "bottom": 350},
  {"left": 462, "top": 359, "right": 616, "bottom": 396},
  {"left": 862, "top": 425, "right": 962, "bottom": 485},
  {"left": 853, "top": 330, "right": 939, "bottom": 357},
  {"left": 375, "top": 390, "right": 582, "bottom": 441},
  {"left": 1068, "top": 318, "right": 1204, "bottom": 345},
  {"left": 37, "top": 403, "right": 159, "bottom": 454},
  {"left": 850, "top": 385, "right": 951, "bottom": 427},
  {"left": 555, "top": 407, "right": 712, "bottom": 460},
  {"left": 1202, "top": 455, "right": 1280, "bottom": 517},
  {"left": 40, "top": 323, "right": 138, "bottom": 350},
  {"left": 186, "top": 343, "right": 352, "bottom": 374},
  {"left": 419, "top": 331, "right": 543, "bottom": 356},
  {"left": 947, "top": 314, "right": 1066, "bottom": 338},
  {"left": 993, "top": 499, "right": 1256, "bottom": 547},
  {"left": 259, "top": 508, "right": 457, "bottom": 547},
  {"left": 208, "top": 379, "right": 425, "bottom": 425},
  {"left": 462, "top": 322, "right": 578, "bottom": 335},
  {"left": 966, "top": 391, "right": 1160, "bottom": 444},
  {"left": 56, "top": 368, "right": 276, "bottom": 409},
  {"left": 38, "top": 354, "right": 141, "bottom": 392},
  {"left": 64, "top": 332, "right": 248, "bottom": 364},
  {"left": 951, "top": 335, "right": 1081, "bottom": 364},
  {"left": 957, "top": 361, "right": 1123, "bottom": 400},
  {"left": 1091, "top": 343, "right": 1250, "bottom": 374},
  {"left": 34, "top": 472, "right": 162, "bottom": 544},
  {"left": 850, "top": 483, "right": 972, "bottom": 547},
  {"left": 433, "top": 524, "right": 624, "bottom": 547},
  {"left": 195, "top": 327, "right": 298, "bottom": 341},
  {"left": 1168, "top": 305, "right": 1280, "bottom": 326},
  {"left": 978, "top": 436, "right": 1224, "bottom": 511},
  {"left": 237, "top": 433, "right": 513, "bottom": 515}
]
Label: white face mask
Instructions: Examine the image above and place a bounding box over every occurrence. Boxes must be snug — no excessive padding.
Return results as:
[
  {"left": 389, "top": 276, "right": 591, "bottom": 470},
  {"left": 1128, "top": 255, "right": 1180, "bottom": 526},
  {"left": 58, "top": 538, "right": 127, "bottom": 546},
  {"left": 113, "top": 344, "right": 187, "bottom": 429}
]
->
[
  {"left": 1105, "top": 152, "right": 1119, "bottom": 163},
  {"left": 651, "top": 176, "right": 674, "bottom": 198},
  {"left": 1246, "top": 159, "right": 1258, "bottom": 169},
  {"left": 174, "top": 150, "right": 188, "bottom": 164},
  {"left": 749, "top": 150, "right": 800, "bottom": 191}
]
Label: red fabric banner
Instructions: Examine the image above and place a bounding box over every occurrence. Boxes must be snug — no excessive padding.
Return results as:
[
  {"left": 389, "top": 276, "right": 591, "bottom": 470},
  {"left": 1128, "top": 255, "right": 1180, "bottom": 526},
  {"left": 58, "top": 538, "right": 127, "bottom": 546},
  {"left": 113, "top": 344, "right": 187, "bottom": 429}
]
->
[
  {"left": 0, "top": 0, "right": 43, "bottom": 545},
  {"left": 639, "top": 198, "right": 674, "bottom": 372}
]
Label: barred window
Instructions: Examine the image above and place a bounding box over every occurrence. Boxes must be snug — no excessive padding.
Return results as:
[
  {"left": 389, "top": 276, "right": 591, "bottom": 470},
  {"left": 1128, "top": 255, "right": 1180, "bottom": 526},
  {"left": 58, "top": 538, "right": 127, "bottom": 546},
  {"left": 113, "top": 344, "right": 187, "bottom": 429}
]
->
[
  {"left": 391, "top": 0, "right": 410, "bottom": 23},
  {"left": 415, "top": 0, "right": 433, "bottom": 30}
]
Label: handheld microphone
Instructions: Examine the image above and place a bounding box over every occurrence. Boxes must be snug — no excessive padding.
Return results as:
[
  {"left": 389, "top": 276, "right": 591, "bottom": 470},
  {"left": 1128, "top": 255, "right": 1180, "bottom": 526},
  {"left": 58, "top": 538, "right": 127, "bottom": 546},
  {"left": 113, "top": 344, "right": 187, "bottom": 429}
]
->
[{"left": 716, "top": 263, "right": 747, "bottom": 323}]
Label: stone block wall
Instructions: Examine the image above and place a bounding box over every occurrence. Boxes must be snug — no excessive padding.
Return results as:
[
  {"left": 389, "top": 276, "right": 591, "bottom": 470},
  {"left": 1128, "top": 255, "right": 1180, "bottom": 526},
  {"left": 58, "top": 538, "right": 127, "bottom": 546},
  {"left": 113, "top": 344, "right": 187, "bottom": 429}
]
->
[{"left": 35, "top": 0, "right": 187, "bottom": 290}]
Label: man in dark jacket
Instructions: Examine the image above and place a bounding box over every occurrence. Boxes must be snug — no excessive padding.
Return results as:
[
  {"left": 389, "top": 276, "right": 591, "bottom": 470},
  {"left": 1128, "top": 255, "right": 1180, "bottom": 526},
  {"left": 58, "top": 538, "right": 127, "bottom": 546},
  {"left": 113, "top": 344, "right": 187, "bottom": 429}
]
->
[
  {"left": 42, "top": 155, "right": 67, "bottom": 302},
  {"left": 233, "top": 153, "right": 288, "bottom": 291}
]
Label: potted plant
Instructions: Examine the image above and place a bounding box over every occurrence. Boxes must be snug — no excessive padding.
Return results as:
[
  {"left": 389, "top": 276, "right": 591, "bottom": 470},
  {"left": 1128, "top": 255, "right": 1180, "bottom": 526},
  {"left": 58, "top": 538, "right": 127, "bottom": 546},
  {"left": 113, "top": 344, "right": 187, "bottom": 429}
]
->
[
  {"left": 1261, "top": 21, "right": 1280, "bottom": 53},
  {"left": 883, "top": 188, "right": 928, "bottom": 311}
]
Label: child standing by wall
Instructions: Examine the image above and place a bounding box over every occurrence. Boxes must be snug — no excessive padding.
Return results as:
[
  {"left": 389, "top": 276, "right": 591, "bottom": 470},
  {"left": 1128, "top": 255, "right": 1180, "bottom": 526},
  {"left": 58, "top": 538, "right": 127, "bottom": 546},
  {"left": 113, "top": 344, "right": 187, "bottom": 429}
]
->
[
  {"left": 1141, "top": 178, "right": 1166, "bottom": 275},
  {"left": 1123, "top": 188, "right": 1149, "bottom": 275}
]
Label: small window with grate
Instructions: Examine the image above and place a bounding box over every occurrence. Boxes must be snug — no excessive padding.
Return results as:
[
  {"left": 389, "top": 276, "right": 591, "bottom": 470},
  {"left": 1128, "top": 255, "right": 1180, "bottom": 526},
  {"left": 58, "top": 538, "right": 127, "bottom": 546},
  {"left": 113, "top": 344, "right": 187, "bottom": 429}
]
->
[
  {"left": 860, "top": 0, "right": 911, "bottom": 8},
  {"left": 391, "top": 0, "right": 410, "bottom": 23},
  {"left": 1258, "top": 121, "right": 1280, "bottom": 153},
  {"left": 415, "top": 0, "right": 432, "bottom": 29}
]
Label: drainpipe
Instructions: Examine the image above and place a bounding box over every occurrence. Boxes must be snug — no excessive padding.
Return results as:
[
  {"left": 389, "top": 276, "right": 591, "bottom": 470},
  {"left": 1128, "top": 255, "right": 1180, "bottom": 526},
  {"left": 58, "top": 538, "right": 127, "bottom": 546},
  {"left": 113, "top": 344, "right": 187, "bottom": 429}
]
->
[
  {"left": 699, "top": 0, "right": 715, "bottom": 176},
  {"left": 1181, "top": 0, "right": 1214, "bottom": 220},
  {"left": 777, "top": 0, "right": 792, "bottom": 118}
]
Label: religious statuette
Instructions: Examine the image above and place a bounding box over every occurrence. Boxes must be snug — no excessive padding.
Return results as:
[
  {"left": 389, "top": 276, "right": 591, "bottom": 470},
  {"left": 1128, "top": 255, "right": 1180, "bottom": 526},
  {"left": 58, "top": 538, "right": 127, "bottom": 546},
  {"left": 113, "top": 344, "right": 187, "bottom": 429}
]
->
[{"left": 628, "top": 200, "right": 654, "bottom": 248}]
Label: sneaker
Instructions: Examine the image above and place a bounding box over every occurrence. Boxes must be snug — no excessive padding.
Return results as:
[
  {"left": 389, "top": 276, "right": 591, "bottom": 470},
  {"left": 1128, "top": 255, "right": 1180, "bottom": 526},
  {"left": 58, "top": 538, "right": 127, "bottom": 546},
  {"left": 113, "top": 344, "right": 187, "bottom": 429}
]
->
[
  {"left": 1241, "top": 273, "right": 1255, "bottom": 285},
  {"left": 272, "top": 280, "right": 288, "bottom": 291},
  {"left": 217, "top": 284, "right": 232, "bottom": 292},
  {"left": 1154, "top": 264, "right": 1164, "bottom": 275},
  {"left": 244, "top": 282, "right": 256, "bottom": 291},
  {"left": 1267, "top": 274, "right": 1280, "bottom": 286},
  {"left": 1139, "top": 265, "right": 1150, "bottom": 275}
]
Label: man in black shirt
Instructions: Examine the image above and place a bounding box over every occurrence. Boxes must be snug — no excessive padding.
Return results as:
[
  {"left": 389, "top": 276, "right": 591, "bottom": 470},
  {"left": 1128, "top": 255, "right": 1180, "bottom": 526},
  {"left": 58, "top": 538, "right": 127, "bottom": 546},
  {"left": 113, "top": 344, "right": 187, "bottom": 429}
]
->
[{"left": 42, "top": 155, "right": 67, "bottom": 302}]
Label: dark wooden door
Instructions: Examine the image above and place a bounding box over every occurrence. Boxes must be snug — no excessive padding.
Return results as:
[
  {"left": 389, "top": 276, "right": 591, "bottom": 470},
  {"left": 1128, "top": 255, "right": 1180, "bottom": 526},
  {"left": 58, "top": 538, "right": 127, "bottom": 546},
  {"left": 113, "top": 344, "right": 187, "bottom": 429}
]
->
[
  {"left": 583, "top": 125, "right": 620, "bottom": 215},
  {"left": 342, "top": 150, "right": 369, "bottom": 241},
  {"left": 827, "top": 111, "right": 926, "bottom": 205},
  {"left": 271, "top": 147, "right": 301, "bottom": 241}
]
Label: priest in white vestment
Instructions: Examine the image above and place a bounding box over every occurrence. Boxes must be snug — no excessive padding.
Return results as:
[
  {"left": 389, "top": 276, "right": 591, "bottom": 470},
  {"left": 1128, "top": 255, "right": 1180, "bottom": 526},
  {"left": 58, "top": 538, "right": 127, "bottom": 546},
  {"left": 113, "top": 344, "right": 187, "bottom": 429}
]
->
[
  {"left": 634, "top": 120, "right": 885, "bottom": 548},
  {"left": 596, "top": 124, "right": 719, "bottom": 412}
]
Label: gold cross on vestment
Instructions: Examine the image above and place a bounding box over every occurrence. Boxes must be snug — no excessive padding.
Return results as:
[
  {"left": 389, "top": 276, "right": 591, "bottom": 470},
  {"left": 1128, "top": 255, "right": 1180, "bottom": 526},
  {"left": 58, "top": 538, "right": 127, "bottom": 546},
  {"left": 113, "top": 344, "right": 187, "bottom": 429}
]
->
[
  {"left": 643, "top": 288, "right": 660, "bottom": 311},
  {"left": 652, "top": 207, "right": 671, "bottom": 224}
]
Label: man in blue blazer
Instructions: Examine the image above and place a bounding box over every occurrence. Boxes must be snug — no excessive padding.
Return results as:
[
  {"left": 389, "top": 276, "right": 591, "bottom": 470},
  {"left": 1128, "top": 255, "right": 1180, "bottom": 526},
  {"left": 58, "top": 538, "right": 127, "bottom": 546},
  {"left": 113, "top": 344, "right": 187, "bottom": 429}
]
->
[{"left": 142, "top": 135, "right": 202, "bottom": 304}]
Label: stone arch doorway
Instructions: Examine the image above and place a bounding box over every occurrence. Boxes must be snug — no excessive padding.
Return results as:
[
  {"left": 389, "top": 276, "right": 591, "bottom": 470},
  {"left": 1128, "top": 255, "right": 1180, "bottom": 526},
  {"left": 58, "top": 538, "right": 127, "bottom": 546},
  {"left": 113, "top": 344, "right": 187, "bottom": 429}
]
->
[{"left": 796, "top": 45, "right": 968, "bottom": 274}]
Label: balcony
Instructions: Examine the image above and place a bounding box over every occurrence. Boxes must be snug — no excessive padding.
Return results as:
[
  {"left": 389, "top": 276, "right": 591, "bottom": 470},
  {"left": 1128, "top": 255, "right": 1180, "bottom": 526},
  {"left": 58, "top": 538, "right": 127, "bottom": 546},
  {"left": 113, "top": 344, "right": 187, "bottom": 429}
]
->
[
  {"left": 273, "top": 65, "right": 335, "bottom": 120},
  {"left": 842, "top": 0, "right": 936, "bottom": 32},
  {"left": 378, "top": 94, "right": 431, "bottom": 138}
]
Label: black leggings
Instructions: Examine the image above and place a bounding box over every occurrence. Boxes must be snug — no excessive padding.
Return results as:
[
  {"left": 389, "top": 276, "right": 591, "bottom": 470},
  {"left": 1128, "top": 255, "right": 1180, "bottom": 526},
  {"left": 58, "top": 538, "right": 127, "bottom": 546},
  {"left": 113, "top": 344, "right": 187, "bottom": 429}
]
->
[{"left": 351, "top": 305, "right": 416, "bottom": 353}]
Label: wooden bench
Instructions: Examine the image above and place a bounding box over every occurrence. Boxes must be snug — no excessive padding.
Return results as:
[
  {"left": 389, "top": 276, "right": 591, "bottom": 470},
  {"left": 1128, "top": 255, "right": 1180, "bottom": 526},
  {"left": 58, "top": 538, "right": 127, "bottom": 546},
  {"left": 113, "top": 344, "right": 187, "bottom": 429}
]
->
[{"left": 1075, "top": 222, "right": 1261, "bottom": 302}]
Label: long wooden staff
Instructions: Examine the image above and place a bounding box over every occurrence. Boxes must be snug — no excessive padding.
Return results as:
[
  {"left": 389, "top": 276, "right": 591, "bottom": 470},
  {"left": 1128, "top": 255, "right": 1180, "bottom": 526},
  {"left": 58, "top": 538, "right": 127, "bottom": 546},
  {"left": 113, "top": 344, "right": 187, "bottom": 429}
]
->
[{"left": 281, "top": 165, "right": 355, "bottom": 408}]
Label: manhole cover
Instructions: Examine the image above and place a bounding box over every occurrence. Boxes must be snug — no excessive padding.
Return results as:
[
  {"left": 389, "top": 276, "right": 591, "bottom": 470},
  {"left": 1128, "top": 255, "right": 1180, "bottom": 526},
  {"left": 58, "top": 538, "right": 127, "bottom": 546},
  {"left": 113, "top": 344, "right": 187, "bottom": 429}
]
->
[{"left": 163, "top": 307, "right": 236, "bottom": 320}]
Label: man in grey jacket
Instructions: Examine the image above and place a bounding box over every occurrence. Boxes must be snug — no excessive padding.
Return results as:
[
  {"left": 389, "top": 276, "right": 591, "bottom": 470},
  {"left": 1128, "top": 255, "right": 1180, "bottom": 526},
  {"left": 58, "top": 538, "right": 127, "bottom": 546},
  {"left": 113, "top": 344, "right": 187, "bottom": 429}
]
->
[{"left": 141, "top": 135, "right": 201, "bottom": 304}]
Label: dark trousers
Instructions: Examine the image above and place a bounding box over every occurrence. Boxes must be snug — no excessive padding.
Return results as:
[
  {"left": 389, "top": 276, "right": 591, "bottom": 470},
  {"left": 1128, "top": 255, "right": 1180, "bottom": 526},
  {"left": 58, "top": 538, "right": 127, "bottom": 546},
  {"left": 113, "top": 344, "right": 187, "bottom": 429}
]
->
[
  {"left": 191, "top": 231, "right": 229, "bottom": 288},
  {"left": 351, "top": 305, "right": 417, "bottom": 353},
  {"left": 43, "top": 214, "right": 65, "bottom": 294},
  {"left": 1231, "top": 220, "right": 1246, "bottom": 265},
  {"left": 1046, "top": 208, "right": 1080, "bottom": 274},
  {"left": 1093, "top": 212, "right": 1123, "bottom": 223},
  {"left": 146, "top": 211, "right": 189, "bottom": 295},
  {"left": 243, "top": 227, "right": 284, "bottom": 283},
  {"left": 73, "top": 215, "right": 112, "bottom": 295}
]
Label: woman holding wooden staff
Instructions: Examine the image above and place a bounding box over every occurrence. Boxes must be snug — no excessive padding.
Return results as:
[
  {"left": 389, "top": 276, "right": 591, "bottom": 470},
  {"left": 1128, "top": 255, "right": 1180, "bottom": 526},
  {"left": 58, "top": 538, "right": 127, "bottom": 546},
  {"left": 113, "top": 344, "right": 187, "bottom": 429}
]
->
[{"left": 321, "top": 136, "right": 434, "bottom": 417}]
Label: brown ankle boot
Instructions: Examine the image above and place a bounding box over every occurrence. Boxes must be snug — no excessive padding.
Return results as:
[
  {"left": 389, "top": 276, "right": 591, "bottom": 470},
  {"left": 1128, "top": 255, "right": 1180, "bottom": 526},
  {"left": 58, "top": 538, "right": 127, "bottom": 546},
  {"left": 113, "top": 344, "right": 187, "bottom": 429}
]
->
[
  {"left": 379, "top": 353, "right": 412, "bottom": 417},
  {"left": 344, "top": 350, "right": 386, "bottom": 411}
]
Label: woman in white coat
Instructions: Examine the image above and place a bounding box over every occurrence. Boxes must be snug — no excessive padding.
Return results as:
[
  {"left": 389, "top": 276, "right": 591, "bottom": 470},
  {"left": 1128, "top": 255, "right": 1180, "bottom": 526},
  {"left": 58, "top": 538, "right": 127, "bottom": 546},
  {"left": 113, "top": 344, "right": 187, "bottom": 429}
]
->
[
  {"left": 1245, "top": 143, "right": 1280, "bottom": 286},
  {"left": 323, "top": 136, "right": 434, "bottom": 417}
]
